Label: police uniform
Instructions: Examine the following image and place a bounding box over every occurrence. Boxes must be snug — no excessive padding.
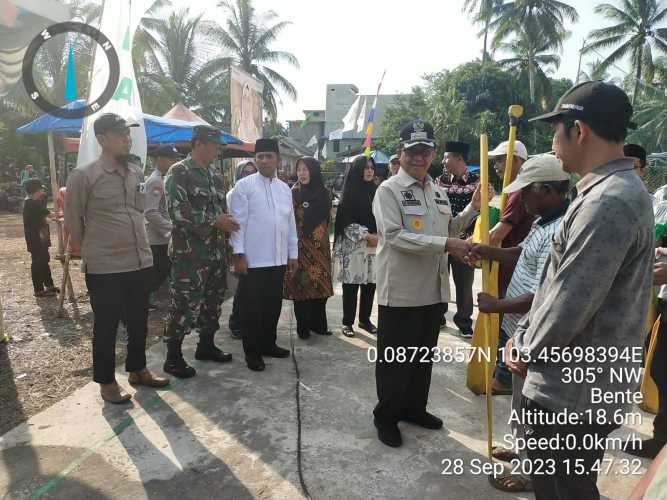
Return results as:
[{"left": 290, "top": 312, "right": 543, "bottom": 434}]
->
[
  {"left": 65, "top": 113, "right": 170, "bottom": 396},
  {"left": 145, "top": 145, "right": 180, "bottom": 296},
  {"left": 163, "top": 126, "right": 232, "bottom": 378},
  {"left": 371, "top": 120, "right": 479, "bottom": 446}
]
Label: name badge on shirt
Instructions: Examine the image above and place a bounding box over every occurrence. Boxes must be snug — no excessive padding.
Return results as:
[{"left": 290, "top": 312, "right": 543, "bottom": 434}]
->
[
  {"left": 434, "top": 191, "right": 449, "bottom": 205},
  {"left": 400, "top": 190, "right": 421, "bottom": 207}
]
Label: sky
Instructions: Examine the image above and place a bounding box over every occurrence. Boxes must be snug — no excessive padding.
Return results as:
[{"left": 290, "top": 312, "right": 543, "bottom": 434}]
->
[{"left": 172, "top": 0, "right": 637, "bottom": 122}]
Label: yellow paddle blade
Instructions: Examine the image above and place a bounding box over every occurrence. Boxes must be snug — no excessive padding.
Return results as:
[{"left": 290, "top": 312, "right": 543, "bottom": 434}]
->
[
  {"left": 466, "top": 261, "right": 500, "bottom": 395},
  {"left": 640, "top": 303, "right": 660, "bottom": 414}
]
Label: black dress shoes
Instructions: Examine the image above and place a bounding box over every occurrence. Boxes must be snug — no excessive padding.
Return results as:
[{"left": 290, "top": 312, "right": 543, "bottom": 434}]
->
[
  {"left": 195, "top": 334, "right": 232, "bottom": 362},
  {"left": 374, "top": 418, "right": 402, "bottom": 447},
  {"left": 263, "top": 345, "right": 290, "bottom": 358},
  {"left": 402, "top": 411, "right": 443, "bottom": 430},
  {"left": 195, "top": 344, "right": 233, "bottom": 362},
  {"left": 246, "top": 356, "right": 266, "bottom": 371}
]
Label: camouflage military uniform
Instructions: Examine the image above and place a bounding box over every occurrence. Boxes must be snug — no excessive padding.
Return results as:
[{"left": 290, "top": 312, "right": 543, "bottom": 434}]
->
[{"left": 164, "top": 156, "right": 227, "bottom": 342}]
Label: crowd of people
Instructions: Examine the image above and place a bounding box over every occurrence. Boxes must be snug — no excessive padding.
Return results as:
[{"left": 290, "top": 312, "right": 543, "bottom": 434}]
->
[{"left": 17, "top": 79, "right": 667, "bottom": 499}]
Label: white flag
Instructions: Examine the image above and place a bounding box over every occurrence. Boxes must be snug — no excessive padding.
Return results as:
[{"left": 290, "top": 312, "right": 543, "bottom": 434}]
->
[
  {"left": 77, "top": 0, "right": 153, "bottom": 167},
  {"left": 321, "top": 141, "right": 328, "bottom": 159},
  {"left": 328, "top": 128, "right": 343, "bottom": 141},
  {"left": 306, "top": 134, "right": 317, "bottom": 149},
  {"left": 356, "top": 96, "right": 367, "bottom": 133},
  {"left": 341, "top": 95, "right": 361, "bottom": 132}
]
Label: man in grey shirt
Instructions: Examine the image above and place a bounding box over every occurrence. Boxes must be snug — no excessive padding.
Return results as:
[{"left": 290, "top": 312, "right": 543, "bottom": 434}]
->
[
  {"left": 145, "top": 145, "right": 180, "bottom": 309},
  {"left": 66, "top": 113, "right": 169, "bottom": 404},
  {"left": 505, "top": 82, "right": 654, "bottom": 499}
]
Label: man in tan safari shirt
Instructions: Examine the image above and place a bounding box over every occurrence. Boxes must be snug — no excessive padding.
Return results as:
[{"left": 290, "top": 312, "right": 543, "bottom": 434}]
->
[
  {"left": 371, "top": 119, "right": 489, "bottom": 447},
  {"left": 66, "top": 113, "right": 168, "bottom": 404}
]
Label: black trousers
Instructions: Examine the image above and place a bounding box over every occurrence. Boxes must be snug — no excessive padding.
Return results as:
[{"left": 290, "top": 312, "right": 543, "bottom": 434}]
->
[
  {"left": 342, "top": 283, "right": 375, "bottom": 327},
  {"left": 652, "top": 306, "right": 667, "bottom": 441},
  {"left": 29, "top": 247, "right": 54, "bottom": 293},
  {"left": 522, "top": 397, "right": 619, "bottom": 500},
  {"left": 293, "top": 298, "right": 329, "bottom": 336},
  {"left": 150, "top": 244, "right": 171, "bottom": 293},
  {"left": 228, "top": 286, "right": 242, "bottom": 332},
  {"left": 239, "top": 266, "right": 286, "bottom": 359},
  {"left": 85, "top": 268, "right": 152, "bottom": 384},
  {"left": 374, "top": 303, "right": 445, "bottom": 424},
  {"left": 443, "top": 258, "right": 474, "bottom": 331}
]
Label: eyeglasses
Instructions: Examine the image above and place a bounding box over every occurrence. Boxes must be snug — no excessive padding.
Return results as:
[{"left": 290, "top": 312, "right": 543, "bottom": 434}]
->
[{"left": 405, "top": 146, "right": 433, "bottom": 157}]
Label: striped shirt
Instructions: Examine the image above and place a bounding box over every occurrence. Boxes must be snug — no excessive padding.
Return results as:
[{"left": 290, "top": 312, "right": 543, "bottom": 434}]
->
[{"left": 502, "top": 203, "right": 568, "bottom": 337}]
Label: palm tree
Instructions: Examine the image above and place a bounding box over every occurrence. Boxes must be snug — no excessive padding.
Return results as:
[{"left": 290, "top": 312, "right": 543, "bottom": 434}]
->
[
  {"left": 497, "top": 25, "right": 563, "bottom": 103},
  {"left": 491, "top": 0, "right": 579, "bottom": 51},
  {"left": 132, "top": 0, "right": 172, "bottom": 76},
  {"left": 462, "top": 0, "right": 503, "bottom": 62},
  {"left": 1, "top": 0, "right": 101, "bottom": 116},
  {"left": 578, "top": 59, "right": 612, "bottom": 81},
  {"left": 490, "top": 1, "right": 576, "bottom": 103},
  {"left": 211, "top": 0, "right": 299, "bottom": 119},
  {"left": 136, "top": 9, "right": 231, "bottom": 123},
  {"left": 586, "top": 0, "right": 667, "bottom": 104},
  {"left": 632, "top": 92, "right": 667, "bottom": 150}
]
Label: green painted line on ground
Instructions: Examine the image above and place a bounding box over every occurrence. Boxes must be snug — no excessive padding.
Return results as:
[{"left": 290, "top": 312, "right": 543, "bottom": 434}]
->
[{"left": 26, "top": 374, "right": 188, "bottom": 500}]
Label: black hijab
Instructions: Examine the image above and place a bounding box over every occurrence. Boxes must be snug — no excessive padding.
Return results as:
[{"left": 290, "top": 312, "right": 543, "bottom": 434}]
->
[
  {"left": 292, "top": 156, "right": 331, "bottom": 236},
  {"left": 334, "top": 155, "right": 377, "bottom": 240}
]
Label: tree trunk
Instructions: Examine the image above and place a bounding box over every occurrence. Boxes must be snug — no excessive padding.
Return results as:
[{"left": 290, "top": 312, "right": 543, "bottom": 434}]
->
[
  {"left": 482, "top": 17, "right": 489, "bottom": 62},
  {"left": 633, "top": 48, "right": 643, "bottom": 106},
  {"left": 528, "top": 55, "right": 536, "bottom": 104}
]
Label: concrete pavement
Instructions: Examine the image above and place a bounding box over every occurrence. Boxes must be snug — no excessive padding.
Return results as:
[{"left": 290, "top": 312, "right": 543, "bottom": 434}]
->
[{"left": 0, "top": 272, "right": 653, "bottom": 499}]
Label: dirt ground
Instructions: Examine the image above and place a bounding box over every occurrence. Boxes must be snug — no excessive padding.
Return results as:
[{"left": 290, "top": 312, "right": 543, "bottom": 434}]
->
[{"left": 0, "top": 212, "right": 168, "bottom": 435}]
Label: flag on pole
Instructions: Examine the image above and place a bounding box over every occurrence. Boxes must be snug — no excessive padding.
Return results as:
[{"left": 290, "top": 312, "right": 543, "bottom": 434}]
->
[
  {"left": 77, "top": 0, "right": 153, "bottom": 167},
  {"left": 363, "top": 70, "right": 386, "bottom": 157},
  {"left": 328, "top": 128, "right": 343, "bottom": 141},
  {"left": 356, "top": 96, "right": 368, "bottom": 133},
  {"left": 341, "top": 95, "right": 362, "bottom": 132}
]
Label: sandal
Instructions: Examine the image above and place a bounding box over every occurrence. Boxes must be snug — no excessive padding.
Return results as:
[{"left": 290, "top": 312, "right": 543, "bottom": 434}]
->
[
  {"left": 491, "top": 446, "right": 519, "bottom": 463},
  {"left": 488, "top": 474, "right": 533, "bottom": 493},
  {"left": 341, "top": 325, "right": 355, "bottom": 337},
  {"left": 358, "top": 322, "right": 378, "bottom": 335}
]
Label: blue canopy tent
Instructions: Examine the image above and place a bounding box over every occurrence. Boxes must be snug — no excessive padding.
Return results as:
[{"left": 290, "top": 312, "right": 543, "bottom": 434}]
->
[
  {"left": 17, "top": 100, "right": 243, "bottom": 259},
  {"left": 16, "top": 100, "right": 243, "bottom": 145}
]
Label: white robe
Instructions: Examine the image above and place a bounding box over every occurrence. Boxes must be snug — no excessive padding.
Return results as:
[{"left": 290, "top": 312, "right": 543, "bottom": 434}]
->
[{"left": 229, "top": 172, "right": 298, "bottom": 268}]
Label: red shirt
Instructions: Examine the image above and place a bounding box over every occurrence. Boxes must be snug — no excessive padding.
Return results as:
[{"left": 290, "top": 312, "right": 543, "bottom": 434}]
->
[{"left": 499, "top": 191, "right": 535, "bottom": 292}]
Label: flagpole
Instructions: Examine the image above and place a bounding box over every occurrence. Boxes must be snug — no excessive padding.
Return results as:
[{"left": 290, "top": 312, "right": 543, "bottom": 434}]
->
[{"left": 362, "top": 70, "right": 386, "bottom": 157}]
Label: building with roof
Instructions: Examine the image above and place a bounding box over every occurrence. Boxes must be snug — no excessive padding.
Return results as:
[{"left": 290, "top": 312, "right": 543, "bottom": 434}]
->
[{"left": 287, "top": 84, "right": 404, "bottom": 162}]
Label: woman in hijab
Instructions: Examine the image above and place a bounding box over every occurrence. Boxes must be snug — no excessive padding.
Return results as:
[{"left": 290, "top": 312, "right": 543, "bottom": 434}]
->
[
  {"left": 284, "top": 157, "right": 334, "bottom": 338},
  {"left": 333, "top": 155, "right": 378, "bottom": 337},
  {"left": 227, "top": 159, "right": 257, "bottom": 339}
]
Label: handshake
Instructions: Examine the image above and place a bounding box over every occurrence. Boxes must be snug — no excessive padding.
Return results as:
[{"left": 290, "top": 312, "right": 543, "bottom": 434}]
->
[{"left": 445, "top": 239, "right": 492, "bottom": 268}]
